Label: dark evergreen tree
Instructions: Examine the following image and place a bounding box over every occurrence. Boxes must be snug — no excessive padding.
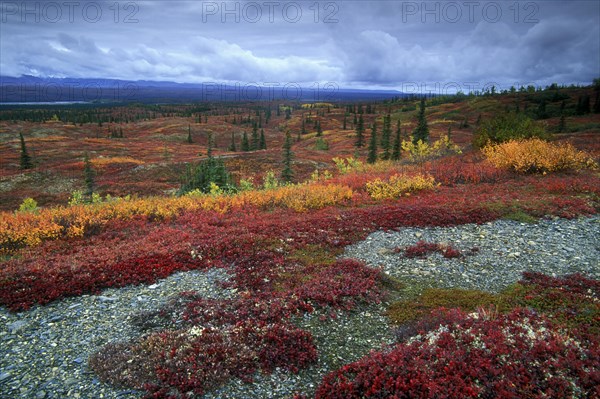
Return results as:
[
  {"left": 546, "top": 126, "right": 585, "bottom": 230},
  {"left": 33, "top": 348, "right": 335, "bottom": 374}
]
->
[
  {"left": 179, "top": 156, "right": 232, "bottom": 195},
  {"left": 187, "top": 125, "right": 193, "bottom": 143},
  {"left": 558, "top": 114, "right": 566, "bottom": 133},
  {"left": 301, "top": 117, "right": 307, "bottom": 135},
  {"left": 241, "top": 131, "right": 250, "bottom": 151},
  {"left": 343, "top": 113, "right": 347, "bottom": 130},
  {"left": 536, "top": 100, "right": 548, "bottom": 119},
  {"left": 316, "top": 121, "right": 323, "bottom": 137},
  {"left": 355, "top": 114, "right": 365, "bottom": 148},
  {"left": 259, "top": 129, "right": 266, "bottom": 150},
  {"left": 83, "top": 152, "right": 95, "bottom": 201},
  {"left": 581, "top": 95, "right": 591, "bottom": 114},
  {"left": 367, "top": 123, "right": 378, "bottom": 164},
  {"left": 391, "top": 120, "right": 402, "bottom": 161},
  {"left": 281, "top": 130, "right": 294, "bottom": 183},
  {"left": 251, "top": 122, "right": 260, "bottom": 150},
  {"left": 179, "top": 131, "right": 232, "bottom": 195},
  {"left": 412, "top": 98, "right": 429, "bottom": 144},
  {"left": 381, "top": 114, "right": 392, "bottom": 160},
  {"left": 19, "top": 132, "right": 33, "bottom": 169},
  {"left": 594, "top": 91, "right": 600, "bottom": 114},
  {"left": 228, "top": 132, "right": 237, "bottom": 152}
]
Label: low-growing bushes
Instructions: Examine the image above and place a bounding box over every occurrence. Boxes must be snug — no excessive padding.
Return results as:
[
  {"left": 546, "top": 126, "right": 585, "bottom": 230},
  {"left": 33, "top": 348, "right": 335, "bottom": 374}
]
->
[
  {"left": 397, "top": 240, "right": 463, "bottom": 259},
  {"left": 473, "top": 112, "right": 548, "bottom": 148},
  {"left": 483, "top": 138, "right": 598, "bottom": 174},
  {"left": 387, "top": 287, "right": 498, "bottom": 325},
  {"left": 317, "top": 273, "right": 600, "bottom": 398},
  {"left": 366, "top": 174, "right": 436, "bottom": 200},
  {"left": 316, "top": 307, "right": 599, "bottom": 399},
  {"left": 89, "top": 258, "right": 382, "bottom": 398}
]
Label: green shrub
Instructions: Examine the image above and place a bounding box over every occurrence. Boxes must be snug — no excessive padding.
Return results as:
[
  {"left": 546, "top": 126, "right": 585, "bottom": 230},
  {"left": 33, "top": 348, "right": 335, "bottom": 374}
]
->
[
  {"left": 473, "top": 112, "right": 548, "bottom": 148},
  {"left": 387, "top": 288, "right": 500, "bottom": 325},
  {"left": 262, "top": 170, "right": 281, "bottom": 189},
  {"left": 18, "top": 197, "right": 38, "bottom": 213},
  {"left": 179, "top": 156, "right": 232, "bottom": 195},
  {"left": 314, "top": 137, "right": 329, "bottom": 151}
]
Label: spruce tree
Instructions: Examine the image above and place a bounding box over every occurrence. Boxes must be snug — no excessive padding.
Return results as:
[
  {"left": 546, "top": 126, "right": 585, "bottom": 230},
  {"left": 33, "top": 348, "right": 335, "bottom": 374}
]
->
[
  {"left": 259, "top": 129, "right": 266, "bottom": 149},
  {"left": 412, "top": 98, "right": 429, "bottom": 144},
  {"left": 187, "top": 125, "right": 193, "bottom": 143},
  {"left": 228, "top": 132, "right": 237, "bottom": 152},
  {"left": 251, "top": 122, "right": 260, "bottom": 150},
  {"left": 241, "top": 131, "right": 250, "bottom": 151},
  {"left": 381, "top": 114, "right": 391, "bottom": 160},
  {"left": 391, "top": 120, "right": 402, "bottom": 161},
  {"left": 83, "top": 152, "right": 95, "bottom": 201},
  {"left": 355, "top": 114, "right": 365, "bottom": 148},
  {"left": 582, "top": 95, "right": 591, "bottom": 114},
  {"left": 316, "top": 121, "right": 323, "bottom": 137},
  {"left": 19, "top": 132, "right": 33, "bottom": 169},
  {"left": 281, "top": 130, "right": 294, "bottom": 183},
  {"left": 367, "top": 123, "right": 378, "bottom": 164},
  {"left": 558, "top": 114, "right": 566, "bottom": 133},
  {"left": 343, "top": 114, "right": 347, "bottom": 130}
]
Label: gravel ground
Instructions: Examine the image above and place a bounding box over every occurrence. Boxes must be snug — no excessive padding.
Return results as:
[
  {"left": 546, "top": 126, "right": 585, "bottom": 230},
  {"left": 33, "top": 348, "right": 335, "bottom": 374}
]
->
[
  {"left": 344, "top": 215, "right": 599, "bottom": 292},
  {"left": 1, "top": 216, "right": 598, "bottom": 399}
]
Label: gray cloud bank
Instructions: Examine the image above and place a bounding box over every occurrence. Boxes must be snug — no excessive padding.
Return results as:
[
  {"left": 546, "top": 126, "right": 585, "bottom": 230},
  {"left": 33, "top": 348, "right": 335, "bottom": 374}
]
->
[{"left": 1, "top": 1, "right": 598, "bottom": 92}]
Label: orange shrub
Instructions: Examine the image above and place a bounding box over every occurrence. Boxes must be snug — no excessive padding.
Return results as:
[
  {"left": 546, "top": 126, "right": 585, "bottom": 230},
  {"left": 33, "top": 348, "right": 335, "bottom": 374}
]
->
[
  {"left": 91, "top": 157, "right": 145, "bottom": 167},
  {"left": 0, "top": 183, "right": 353, "bottom": 253},
  {"left": 483, "top": 139, "right": 598, "bottom": 174}
]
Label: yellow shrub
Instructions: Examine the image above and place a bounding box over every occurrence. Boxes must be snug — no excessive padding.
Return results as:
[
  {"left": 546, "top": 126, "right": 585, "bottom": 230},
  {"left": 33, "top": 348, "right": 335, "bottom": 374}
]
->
[
  {"left": 483, "top": 138, "right": 598, "bottom": 174},
  {"left": 91, "top": 157, "right": 144, "bottom": 167},
  {"left": 0, "top": 179, "right": 355, "bottom": 253},
  {"left": 366, "top": 174, "right": 436, "bottom": 200}
]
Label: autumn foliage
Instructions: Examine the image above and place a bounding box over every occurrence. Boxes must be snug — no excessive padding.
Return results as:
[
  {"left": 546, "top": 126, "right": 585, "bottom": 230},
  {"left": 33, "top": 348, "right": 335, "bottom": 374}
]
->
[
  {"left": 483, "top": 138, "right": 598, "bottom": 174},
  {"left": 316, "top": 273, "right": 600, "bottom": 399}
]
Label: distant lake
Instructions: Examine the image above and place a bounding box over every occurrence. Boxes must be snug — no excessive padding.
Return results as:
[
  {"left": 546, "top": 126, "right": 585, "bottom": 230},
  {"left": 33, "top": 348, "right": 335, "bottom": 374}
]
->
[{"left": 0, "top": 101, "right": 90, "bottom": 105}]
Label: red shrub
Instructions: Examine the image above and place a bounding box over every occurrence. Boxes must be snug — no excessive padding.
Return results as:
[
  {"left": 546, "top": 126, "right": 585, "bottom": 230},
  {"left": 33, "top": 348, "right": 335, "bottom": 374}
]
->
[
  {"left": 425, "top": 156, "right": 509, "bottom": 186},
  {"left": 398, "top": 241, "right": 462, "bottom": 259},
  {"left": 315, "top": 308, "right": 600, "bottom": 399}
]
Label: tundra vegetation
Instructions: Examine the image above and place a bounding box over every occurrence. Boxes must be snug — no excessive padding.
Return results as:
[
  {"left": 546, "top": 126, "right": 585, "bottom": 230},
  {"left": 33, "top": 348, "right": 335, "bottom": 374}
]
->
[{"left": 0, "top": 83, "right": 599, "bottom": 398}]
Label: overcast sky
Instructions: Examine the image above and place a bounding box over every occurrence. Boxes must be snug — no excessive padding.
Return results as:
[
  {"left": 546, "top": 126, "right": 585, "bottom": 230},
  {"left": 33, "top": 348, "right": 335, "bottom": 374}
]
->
[{"left": 1, "top": 0, "right": 598, "bottom": 93}]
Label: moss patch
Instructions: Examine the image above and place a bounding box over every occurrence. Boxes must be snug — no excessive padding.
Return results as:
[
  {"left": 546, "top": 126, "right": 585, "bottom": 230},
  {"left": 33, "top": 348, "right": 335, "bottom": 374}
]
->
[{"left": 387, "top": 288, "right": 500, "bottom": 325}]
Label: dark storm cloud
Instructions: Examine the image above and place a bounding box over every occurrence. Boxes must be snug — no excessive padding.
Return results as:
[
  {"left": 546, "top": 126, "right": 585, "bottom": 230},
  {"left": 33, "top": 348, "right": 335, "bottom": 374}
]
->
[{"left": 1, "top": 0, "right": 598, "bottom": 91}]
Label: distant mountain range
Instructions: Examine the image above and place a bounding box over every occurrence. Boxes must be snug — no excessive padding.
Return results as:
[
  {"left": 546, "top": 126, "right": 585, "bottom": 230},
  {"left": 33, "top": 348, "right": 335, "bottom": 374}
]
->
[{"left": 0, "top": 75, "right": 406, "bottom": 103}]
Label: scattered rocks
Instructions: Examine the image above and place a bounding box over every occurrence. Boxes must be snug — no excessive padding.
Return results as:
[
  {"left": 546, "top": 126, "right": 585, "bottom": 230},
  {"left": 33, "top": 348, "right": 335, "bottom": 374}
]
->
[
  {"left": 1, "top": 216, "right": 598, "bottom": 398},
  {"left": 0, "top": 268, "right": 235, "bottom": 399},
  {"left": 345, "top": 216, "right": 599, "bottom": 293}
]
